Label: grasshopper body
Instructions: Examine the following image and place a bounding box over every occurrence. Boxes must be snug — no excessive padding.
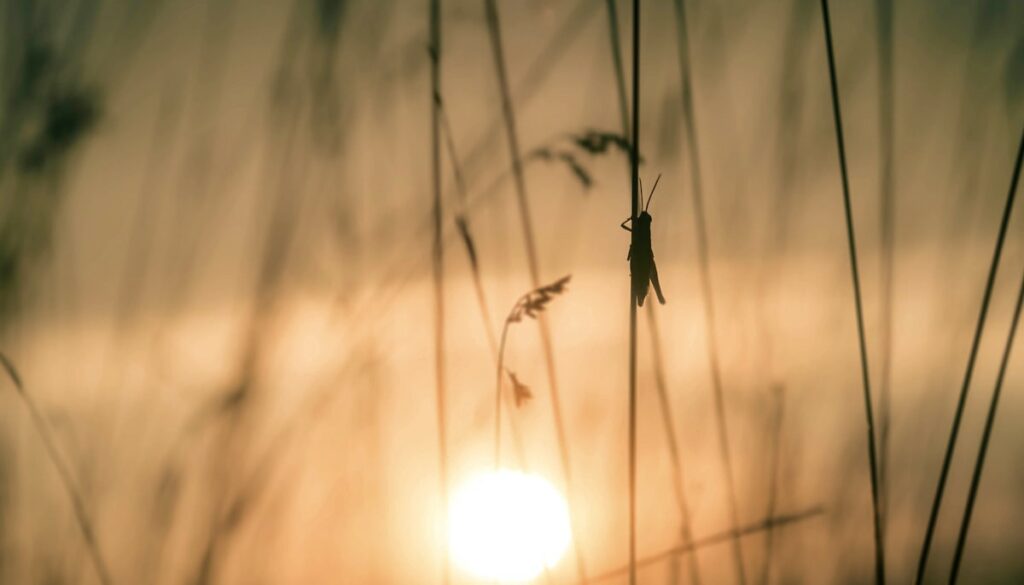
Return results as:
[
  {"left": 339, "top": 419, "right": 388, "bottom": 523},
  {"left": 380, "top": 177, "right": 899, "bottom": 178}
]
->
[{"left": 621, "top": 175, "right": 666, "bottom": 307}]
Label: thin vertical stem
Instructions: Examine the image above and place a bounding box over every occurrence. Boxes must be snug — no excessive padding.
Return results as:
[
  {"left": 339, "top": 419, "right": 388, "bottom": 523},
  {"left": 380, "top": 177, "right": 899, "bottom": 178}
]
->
[
  {"left": 914, "top": 128, "right": 1024, "bottom": 585},
  {"left": 481, "top": 1, "right": 587, "bottom": 581},
  {"left": 948, "top": 261, "right": 1024, "bottom": 584},
  {"left": 495, "top": 319, "right": 512, "bottom": 467},
  {"left": 460, "top": 0, "right": 599, "bottom": 189},
  {"left": 428, "top": 0, "right": 449, "bottom": 582},
  {"left": 603, "top": 1, "right": 701, "bottom": 583},
  {"left": 438, "top": 101, "right": 501, "bottom": 360},
  {"left": 648, "top": 305, "right": 702, "bottom": 585},
  {"left": 671, "top": 0, "right": 748, "bottom": 582},
  {"left": 628, "top": 1, "right": 640, "bottom": 584},
  {"left": 604, "top": 0, "right": 630, "bottom": 135},
  {"left": 0, "top": 354, "right": 114, "bottom": 585},
  {"left": 874, "top": 0, "right": 895, "bottom": 536},
  {"left": 761, "top": 385, "right": 786, "bottom": 585},
  {"left": 437, "top": 95, "right": 529, "bottom": 469},
  {"left": 819, "top": 1, "right": 886, "bottom": 582}
]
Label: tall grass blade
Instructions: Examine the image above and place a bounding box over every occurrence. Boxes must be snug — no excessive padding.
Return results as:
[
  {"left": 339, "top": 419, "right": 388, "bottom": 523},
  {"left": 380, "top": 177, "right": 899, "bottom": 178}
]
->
[
  {"left": 914, "top": 127, "right": 1024, "bottom": 585},
  {"left": 481, "top": 1, "right": 587, "bottom": 580},
  {"left": 628, "top": 2, "right": 641, "bottom": 584},
  {"left": 761, "top": 385, "right": 786, "bottom": 585},
  {"left": 601, "top": 3, "right": 702, "bottom": 582},
  {"left": 437, "top": 96, "right": 500, "bottom": 359},
  {"left": 428, "top": 0, "right": 449, "bottom": 582},
  {"left": 586, "top": 506, "right": 826, "bottom": 584},
  {"left": 0, "top": 353, "right": 114, "bottom": 585},
  {"left": 874, "top": 0, "right": 895, "bottom": 535},
  {"left": 948, "top": 253, "right": 1024, "bottom": 583},
  {"left": 437, "top": 94, "right": 530, "bottom": 466},
  {"left": 818, "top": 0, "right": 886, "bottom": 582},
  {"left": 648, "top": 305, "right": 702, "bottom": 585},
  {"left": 671, "top": 0, "right": 748, "bottom": 581}
]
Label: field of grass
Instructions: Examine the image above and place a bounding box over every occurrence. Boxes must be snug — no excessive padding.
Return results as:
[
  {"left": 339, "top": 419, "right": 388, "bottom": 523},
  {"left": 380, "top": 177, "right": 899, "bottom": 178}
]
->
[{"left": 1, "top": 0, "right": 1023, "bottom": 584}]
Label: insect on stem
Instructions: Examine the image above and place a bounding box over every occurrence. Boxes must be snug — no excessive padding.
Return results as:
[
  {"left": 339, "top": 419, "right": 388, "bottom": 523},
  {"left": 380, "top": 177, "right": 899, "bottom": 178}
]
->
[{"left": 626, "top": 174, "right": 667, "bottom": 308}]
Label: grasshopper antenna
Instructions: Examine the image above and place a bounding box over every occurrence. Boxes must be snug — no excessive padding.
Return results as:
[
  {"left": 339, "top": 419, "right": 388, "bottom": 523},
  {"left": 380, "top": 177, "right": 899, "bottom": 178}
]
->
[
  {"left": 637, "top": 176, "right": 644, "bottom": 215},
  {"left": 644, "top": 173, "right": 662, "bottom": 212}
]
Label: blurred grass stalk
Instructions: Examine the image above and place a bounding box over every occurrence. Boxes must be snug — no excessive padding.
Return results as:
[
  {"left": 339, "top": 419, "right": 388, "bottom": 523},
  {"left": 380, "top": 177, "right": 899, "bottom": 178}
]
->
[
  {"left": 481, "top": 0, "right": 588, "bottom": 581},
  {"left": 874, "top": 0, "right": 895, "bottom": 541},
  {"left": 1, "top": 354, "right": 113, "bottom": 585},
  {"left": 428, "top": 0, "right": 449, "bottom": 583},
  {"left": 671, "top": 0, "right": 750, "bottom": 582},
  {"left": 587, "top": 506, "right": 825, "bottom": 585}
]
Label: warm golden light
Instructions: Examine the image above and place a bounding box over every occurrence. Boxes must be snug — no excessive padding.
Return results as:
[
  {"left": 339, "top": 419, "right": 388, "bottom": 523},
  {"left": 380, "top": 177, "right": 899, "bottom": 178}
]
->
[{"left": 448, "top": 470, "right": 571, "bottom": 583}]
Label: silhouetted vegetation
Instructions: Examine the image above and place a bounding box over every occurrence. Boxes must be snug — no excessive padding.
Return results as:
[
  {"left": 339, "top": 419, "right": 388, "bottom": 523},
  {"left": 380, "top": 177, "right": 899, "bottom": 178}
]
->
[{"left": 1, "top": 2, "right": 1023, "bottom": 585}]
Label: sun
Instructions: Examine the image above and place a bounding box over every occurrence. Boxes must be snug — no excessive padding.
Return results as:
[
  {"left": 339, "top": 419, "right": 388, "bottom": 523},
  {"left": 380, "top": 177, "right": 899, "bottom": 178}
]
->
[{"left": 448, "top": 469, "right": 572, "bottom": 583}]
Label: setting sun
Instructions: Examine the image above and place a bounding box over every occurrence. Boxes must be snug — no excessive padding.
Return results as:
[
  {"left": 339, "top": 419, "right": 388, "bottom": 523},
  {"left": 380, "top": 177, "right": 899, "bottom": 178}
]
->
[{"left": 448, "top": 470, "right": 571, "bottom": 583}]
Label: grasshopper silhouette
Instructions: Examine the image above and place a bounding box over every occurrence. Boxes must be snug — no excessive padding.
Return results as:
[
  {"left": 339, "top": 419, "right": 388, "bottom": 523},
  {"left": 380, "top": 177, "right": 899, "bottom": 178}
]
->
[{"left": 621, "top": 174, "right": 666, "bottom": 307}]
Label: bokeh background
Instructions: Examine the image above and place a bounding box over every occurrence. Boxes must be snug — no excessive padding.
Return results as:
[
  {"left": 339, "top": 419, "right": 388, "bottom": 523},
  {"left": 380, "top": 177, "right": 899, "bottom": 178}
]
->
[{"left": 1, "top": 0, "right": 1023, "bottom": 583}]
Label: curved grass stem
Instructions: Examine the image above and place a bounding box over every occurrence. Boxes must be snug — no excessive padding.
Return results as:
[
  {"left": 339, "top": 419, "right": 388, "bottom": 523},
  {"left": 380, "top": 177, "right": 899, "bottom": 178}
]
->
[{"left": 1, "top": 353, "right": 114, "bottom": 585}]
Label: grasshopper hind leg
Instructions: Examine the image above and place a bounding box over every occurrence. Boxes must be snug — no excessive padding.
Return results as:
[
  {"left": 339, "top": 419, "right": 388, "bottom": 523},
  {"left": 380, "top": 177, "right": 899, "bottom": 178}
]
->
[{"left": 650, "top": 256, "right": 666, "bottom": 304}]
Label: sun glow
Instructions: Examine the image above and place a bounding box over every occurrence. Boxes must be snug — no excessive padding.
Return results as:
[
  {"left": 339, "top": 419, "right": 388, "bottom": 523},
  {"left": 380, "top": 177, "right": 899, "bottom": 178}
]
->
[{"left": 448, "top": 470, "right": 572, "bottom": 583}]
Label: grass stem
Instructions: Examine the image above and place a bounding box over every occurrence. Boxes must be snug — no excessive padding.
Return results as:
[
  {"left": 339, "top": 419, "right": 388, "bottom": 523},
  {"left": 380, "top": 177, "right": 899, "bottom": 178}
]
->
[
  {"left": 428, "top": 1, "right": 449, "bottom": 582},
  {"left": 481, "top": 2, "right": 587, "bottom": 579},
  {"left": 671, "top": 0, "right": 748, "bottom": 581},
  {"left": 1, "top": 353, "right": 114, "bottom": 585},
  {"left": 628, "top": 1, "right": 641, "bottom": 584},
  {"left": 914, "top": 127, "right": 1024, "bottom": 585},
  {"left": 602, "top": 4, "right": 701, "bottom": 583},
  {"left": 585, "top": 506, "right": 826, "bottom": 585},
  {"left": 761, "top": 385, "right": 786, "bottom": 585},
  {"left": 818, "top": 1, "right": 886, "bottom": 582},
  {"left": 948, "top": 232, "right": 1024, "bottom": 584},
  {"left": 874, "top": 0, "right": 895, "bottom": 537}
]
